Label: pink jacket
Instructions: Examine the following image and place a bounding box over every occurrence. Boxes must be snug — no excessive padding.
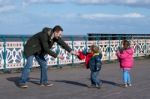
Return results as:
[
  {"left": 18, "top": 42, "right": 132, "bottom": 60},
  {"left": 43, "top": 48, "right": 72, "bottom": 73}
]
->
[{"left": 116, "top": 48, "right": 134, "bottom": 68}]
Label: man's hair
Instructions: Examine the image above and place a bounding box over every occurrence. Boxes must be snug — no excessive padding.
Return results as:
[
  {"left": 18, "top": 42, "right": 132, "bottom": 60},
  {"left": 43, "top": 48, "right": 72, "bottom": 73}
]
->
[
  {"left": 90, "top": 45, "right": 99, "bottom": 53},
  {"left": 52, "top": 25, "right": 63, "bottom": 32}
]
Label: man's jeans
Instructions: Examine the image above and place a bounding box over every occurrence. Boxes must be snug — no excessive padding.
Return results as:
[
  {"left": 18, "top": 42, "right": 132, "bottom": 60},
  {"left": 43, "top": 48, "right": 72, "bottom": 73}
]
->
[
  {"left": 19, "top": 55, "right": 48, "bottom": 84},
  {"left": 90, "top": 71, "right": 102, "bottom": 86}
]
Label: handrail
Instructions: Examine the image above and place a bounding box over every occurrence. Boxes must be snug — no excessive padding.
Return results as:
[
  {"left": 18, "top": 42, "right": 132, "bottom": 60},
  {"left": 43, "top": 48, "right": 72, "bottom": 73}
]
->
[{"left": 0, "top": 35, "right": 150, "bottom": 72}]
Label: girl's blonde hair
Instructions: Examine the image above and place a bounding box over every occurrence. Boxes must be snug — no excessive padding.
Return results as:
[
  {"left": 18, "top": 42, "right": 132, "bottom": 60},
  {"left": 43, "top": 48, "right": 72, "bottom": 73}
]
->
[{"left": 90, "top": 45, "right": 99, "bottom": 53}]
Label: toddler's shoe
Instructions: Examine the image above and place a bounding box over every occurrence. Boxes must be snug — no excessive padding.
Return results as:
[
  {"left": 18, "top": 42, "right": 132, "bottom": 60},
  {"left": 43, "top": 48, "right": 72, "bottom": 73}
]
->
[
  {"left": 128, "top": 83, "right": 132, "bottom": 87},
  {"left": 40, "top": 83, "right": 54, "bottom": 87}
]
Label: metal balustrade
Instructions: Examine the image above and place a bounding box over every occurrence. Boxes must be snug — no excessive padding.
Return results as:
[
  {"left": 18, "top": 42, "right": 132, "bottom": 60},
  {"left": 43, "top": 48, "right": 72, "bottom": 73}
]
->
[{"left": 0, "top": 35, "right": 150, "bottom": 71}]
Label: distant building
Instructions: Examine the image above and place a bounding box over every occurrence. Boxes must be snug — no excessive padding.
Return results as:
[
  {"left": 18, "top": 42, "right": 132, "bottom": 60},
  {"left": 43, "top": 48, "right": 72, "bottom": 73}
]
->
[{"left": 87, "top": 33, "right": 150, "bottom": 40}]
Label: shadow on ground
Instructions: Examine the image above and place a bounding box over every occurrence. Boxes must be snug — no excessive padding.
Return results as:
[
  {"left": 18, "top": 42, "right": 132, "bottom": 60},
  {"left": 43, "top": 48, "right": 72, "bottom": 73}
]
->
[
  {"left": 101, "top": 80, "right": 121, "bottom": 87},
  {"left": 54, "top": 80, "right": 88, "bottom": 87},
  {"left": 7, "top": 77, "right": 20, "bottom": 87},
  {"left": 6, "top": 77, "right": 121, "bottom": 88},
  {"left": 7, "top": 77, "right": 41, "bottom": 87},
  {"left": 54, "top": 79, "right": 121, "bottom": 87}
]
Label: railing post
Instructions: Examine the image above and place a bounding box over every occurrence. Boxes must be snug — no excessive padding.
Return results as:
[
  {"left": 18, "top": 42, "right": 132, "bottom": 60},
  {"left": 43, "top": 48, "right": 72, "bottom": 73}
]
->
[
  {"left": 2, "top": 36, "right": 8, "bottom": 73},
  {"left": 119, "top": 35, "right": 122, "bottom": 47},
  {"left": 126, "top": 35, "right": 130, "bottom": 41},
  {"left": 71, "top": 36, "right": 74, "bottom": 66},
  {"left": 109, "top": 36, "right": 111, "bottom": 62},
  {"left": 136, "top": 39, "right": 139, "bottom": 57},
  {"left": 56, "top": 43, "right": 61, "bottom": 68},
  {"left": 144, "top": 35, "right": 147, "bottom": 56},
  {"left": 116, "top": 35, "right": 121, "bottom": 60},
  {"left": 96, "top": 35, "right": 100, "bottom": 46},
  {"left": 84, "top": 36, "right": 88, "bottom": 52},
  {"left": 21, "top": 36, "right": 26, "bottom": 66}
]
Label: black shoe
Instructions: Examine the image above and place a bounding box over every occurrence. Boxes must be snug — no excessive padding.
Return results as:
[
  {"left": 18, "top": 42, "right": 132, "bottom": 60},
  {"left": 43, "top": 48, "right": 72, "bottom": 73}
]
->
[
  {"left": 128, "top": 83, "right": 132, "bottom": 87},
  {"left": 120, "top": 84, "right": 128, "bottom": 88},
  {"left": 40, "top": 83, "right": 54, "bottom": 87},
  {"left": 18, "top": 83, "right": 28, "bottom": 88}
]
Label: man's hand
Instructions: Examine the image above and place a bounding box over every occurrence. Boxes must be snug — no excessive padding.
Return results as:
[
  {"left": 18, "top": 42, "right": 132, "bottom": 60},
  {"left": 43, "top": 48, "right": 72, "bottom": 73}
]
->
[
  {"left": 70, "top": 51, "right": 79, "bottom": 56},
  {"left": 57, "top": 55, "right": 64, "bottom": 60}
]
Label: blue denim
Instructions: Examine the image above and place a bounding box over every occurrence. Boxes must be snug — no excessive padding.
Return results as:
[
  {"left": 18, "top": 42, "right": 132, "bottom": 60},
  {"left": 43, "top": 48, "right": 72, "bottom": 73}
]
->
[
  {"left": 90, "top": 71, "right": 102, "bottom": 86},
  {"left": 19, "top": 54, "right": 48, "bottom": 84},
  {"left": 123, "top": 69, "right": 131, "bottom": 84}
]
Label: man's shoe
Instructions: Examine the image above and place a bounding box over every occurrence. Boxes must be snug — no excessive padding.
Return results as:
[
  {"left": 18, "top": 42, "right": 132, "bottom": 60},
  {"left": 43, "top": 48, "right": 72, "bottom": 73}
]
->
[
  {"left": 87, "top": 85, "right": 96, "bottom": 88},
  {"left": 96, "top": 84, "right": 102, "bottom": 89},
  {"left": 18, "top": 83, "right": 28, "bottom": 88},
  {"left": 96, "top": 85, "right": 101, "bottom": 89},
  {"left": 40, "top": 83, "right": 54, "bottom": 87}
]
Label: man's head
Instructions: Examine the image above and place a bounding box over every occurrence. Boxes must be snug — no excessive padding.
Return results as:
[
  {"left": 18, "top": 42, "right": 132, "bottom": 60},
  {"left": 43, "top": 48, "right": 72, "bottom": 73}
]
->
[{"left": 52, "top": 25, "right": 63, "bottom": 39}]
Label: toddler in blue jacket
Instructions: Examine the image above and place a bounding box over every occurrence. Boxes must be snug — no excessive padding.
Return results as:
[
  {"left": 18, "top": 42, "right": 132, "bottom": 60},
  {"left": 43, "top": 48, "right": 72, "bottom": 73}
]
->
[{"left": 77, "top": 45, "right": 102, "bottom": 89}]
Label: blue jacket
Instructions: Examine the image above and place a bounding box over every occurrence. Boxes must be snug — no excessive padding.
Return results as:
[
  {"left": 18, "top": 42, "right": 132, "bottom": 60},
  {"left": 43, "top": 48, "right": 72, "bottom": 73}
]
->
[{"left": 89, "top": 53, "right": 102, "bottom": 72}]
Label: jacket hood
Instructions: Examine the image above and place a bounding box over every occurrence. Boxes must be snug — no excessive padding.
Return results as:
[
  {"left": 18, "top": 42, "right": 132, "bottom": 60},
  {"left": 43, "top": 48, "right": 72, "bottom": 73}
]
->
[
  {"left": 42, "top": 27, "right": 52, "bottom": 33},
  {"left": 125, "top": 48, "right": 134, "bottom": 55},
  {"left": 42, "top": 27, "right": 53, "bottom": 40}
]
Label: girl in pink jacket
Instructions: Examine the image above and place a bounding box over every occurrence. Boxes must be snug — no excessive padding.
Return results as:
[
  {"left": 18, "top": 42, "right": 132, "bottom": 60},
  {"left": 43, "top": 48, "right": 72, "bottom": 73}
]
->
[{"left": 116, "top": 40, "right": 134, "bottom": 88}]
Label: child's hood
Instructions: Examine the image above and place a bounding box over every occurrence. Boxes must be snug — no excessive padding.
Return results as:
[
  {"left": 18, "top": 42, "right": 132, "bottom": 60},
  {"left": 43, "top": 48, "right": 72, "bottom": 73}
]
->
[
  {"left": 93, "top": 52, "right": 102, "bottom": 58},
  {"left": 124, "top": 48, "right": 134, "bottom": 55}
]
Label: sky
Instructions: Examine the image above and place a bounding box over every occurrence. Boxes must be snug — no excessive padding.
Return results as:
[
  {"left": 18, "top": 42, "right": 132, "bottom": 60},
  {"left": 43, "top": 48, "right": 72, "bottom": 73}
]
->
[{"left": 0, "top": 0, "right": 150, "bottom": 35}]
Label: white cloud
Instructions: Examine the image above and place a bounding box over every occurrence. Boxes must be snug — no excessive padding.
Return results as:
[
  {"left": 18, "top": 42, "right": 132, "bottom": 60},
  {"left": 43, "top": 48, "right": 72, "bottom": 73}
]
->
[
  {"left": 0, "top": 5, "right": 16, "bottom": 13},
  {"left": 76, "top": 0, "right": 112, "bottom": 4},
  {"left": 123, "top": 13, "right": 145, "bottom": 18},
  {"left": 76, "top": 0, "right": 150, "bottom": 8},
  {"left": 0, "top": 0, "right": 11, "bottom": 5},
  {"left": 80, "top": 12, "right": 145, "bottom": 20},
  {"left": 23, "top": 0, "right": 66, "bottom": 6},
  {"left": 0, "top": 0, "right": 18, "bottom": 13},
  {"left": 49, "top": 12, "right": 134, "bottom": 20}
]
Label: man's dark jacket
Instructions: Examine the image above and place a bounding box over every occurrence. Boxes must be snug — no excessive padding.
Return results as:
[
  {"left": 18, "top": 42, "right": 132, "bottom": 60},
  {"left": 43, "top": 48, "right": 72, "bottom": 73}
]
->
[{"left": 24, "top": 28, "right": 72, "bottom": 58}]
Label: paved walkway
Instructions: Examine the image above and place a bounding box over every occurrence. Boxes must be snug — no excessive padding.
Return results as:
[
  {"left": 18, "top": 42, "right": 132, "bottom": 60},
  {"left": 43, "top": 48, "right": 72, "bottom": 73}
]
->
[{"left": 0, "top": 59, "right": 150, "bottom": 99}]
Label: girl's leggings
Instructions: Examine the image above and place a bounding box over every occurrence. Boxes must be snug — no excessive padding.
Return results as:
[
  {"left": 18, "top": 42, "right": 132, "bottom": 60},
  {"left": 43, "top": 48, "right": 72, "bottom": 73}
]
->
[{"left": 123, "top": 69, "right": 131, "bottom": 84}]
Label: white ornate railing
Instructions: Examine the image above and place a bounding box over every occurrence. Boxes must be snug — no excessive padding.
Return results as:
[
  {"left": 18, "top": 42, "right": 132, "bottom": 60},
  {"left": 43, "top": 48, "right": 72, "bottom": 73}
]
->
[{"left": 0, "top": 39, "right": 150, "bottom": 70}]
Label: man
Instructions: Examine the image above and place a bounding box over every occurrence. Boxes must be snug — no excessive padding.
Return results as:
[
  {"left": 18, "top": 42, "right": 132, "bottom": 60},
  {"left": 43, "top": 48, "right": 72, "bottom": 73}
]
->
[{"left": 19, "top": 25, "right": 75, "bottom": 88}]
